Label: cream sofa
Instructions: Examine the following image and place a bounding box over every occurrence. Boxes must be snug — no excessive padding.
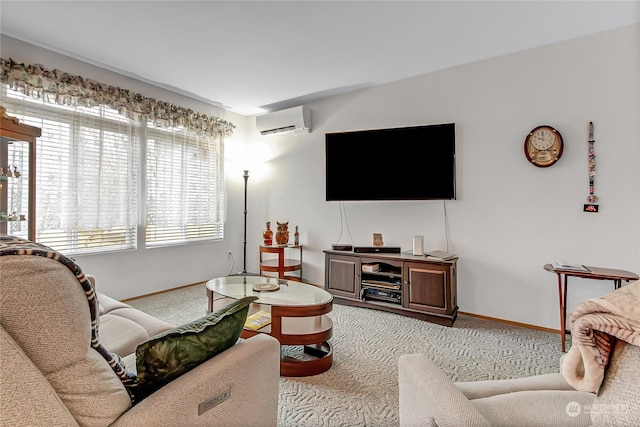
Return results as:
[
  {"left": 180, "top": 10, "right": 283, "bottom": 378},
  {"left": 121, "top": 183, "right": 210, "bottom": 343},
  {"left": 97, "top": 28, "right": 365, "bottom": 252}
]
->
[
  {"left": 0, "top": 238, "right": 281, "bottom": 427},
  {"left": 399, "top": 280, "right": 640, "bottom": 426},
  {"left": 95, "top": 285, "right": 173, "bottom": 362}
]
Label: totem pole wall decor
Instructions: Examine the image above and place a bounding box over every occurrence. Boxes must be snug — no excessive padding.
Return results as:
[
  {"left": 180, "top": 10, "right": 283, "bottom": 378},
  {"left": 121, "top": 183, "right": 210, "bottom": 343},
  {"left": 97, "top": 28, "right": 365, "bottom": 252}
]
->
[{"left": 583, "top": 121, "right": 599, "bottom": 213}]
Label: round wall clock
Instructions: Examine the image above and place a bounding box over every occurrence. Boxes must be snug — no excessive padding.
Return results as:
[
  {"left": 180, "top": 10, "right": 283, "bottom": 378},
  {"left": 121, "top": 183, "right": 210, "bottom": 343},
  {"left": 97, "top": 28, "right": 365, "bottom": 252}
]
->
[{"left": 524, "top": 125, "right": 564, "bottom": 167}]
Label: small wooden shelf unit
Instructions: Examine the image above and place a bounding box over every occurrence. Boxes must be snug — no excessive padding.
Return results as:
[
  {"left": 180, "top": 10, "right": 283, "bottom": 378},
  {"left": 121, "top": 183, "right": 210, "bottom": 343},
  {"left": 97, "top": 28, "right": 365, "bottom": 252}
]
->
[
  {"left": 324, "top": 250, "right": 458, "bottom": 326},
  {"left": 259, "top": 245, "right": 303, "bottom": 281}
]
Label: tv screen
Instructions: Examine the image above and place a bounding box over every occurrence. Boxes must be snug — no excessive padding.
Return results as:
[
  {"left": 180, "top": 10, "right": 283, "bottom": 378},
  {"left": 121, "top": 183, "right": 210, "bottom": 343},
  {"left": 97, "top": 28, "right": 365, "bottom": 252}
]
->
[{"left": 325, "top": 123, "right": 456, "bottom": 201}]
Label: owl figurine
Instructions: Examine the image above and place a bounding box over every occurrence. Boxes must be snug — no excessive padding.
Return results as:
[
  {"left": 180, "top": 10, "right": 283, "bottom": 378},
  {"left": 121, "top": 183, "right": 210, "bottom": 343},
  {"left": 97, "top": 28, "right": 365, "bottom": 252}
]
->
[{"left": 275, "top": 221, "right": 289, "bottom": 245}]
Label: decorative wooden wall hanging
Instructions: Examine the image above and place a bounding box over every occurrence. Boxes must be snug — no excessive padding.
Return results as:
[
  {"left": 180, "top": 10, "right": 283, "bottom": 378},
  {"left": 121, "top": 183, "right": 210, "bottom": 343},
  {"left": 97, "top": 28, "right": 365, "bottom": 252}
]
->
[{"left": 583, "top": 121, "right": 599, "bottom": 213}]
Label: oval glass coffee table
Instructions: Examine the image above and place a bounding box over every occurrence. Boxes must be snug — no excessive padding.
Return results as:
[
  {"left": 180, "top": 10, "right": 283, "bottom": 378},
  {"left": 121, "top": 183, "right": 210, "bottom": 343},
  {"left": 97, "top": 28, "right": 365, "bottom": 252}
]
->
[{"left": 206, "top": 275, "right": 333, "bottom": 377}]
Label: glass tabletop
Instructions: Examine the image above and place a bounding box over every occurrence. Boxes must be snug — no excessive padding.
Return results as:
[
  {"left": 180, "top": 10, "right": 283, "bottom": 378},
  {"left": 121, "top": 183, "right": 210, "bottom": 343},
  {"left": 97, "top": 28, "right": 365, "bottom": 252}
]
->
[{"left": 206, "top": 275, "right": 332, "bottom": 307}]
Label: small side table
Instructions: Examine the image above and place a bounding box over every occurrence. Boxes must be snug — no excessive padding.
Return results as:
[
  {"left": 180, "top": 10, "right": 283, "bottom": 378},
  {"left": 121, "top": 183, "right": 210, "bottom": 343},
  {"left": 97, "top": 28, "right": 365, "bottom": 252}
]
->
[
  {"left": 259, "top": 245, "right": 303, "bottom": 281},
  {"left": 544, "top": 263, "right": 639, "bottom": 352}
]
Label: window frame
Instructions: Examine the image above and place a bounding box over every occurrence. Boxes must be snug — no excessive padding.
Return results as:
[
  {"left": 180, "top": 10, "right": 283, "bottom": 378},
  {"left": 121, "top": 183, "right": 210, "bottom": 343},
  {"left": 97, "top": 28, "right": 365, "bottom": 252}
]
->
[{"left": 2, "top": 85, "right": 226, "bottom": 255}]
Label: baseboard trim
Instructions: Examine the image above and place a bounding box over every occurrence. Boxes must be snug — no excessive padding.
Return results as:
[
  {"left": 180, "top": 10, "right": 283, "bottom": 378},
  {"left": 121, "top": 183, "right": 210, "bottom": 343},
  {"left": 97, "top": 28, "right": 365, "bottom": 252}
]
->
[
  {"left": 121, "top": 281, "right": 205, "bottom": 303},
  {"left": 458, "top": 311, "right": 560, "bottom": 335}
]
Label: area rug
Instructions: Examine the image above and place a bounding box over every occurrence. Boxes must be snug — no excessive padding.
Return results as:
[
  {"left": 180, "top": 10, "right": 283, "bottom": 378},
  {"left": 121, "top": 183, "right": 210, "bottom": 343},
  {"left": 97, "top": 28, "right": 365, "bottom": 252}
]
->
[{"left": 126, "top": 284, "right": 565, "bottom": 427}]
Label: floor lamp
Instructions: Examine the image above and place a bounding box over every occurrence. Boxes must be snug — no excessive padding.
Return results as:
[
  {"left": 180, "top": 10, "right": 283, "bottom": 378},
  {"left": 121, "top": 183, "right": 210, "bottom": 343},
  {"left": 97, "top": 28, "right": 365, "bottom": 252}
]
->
[
  {"left": 234, "top": 169, "right": 256, "bottom": 277},
  {"left": 242, "top": 169, "right": 249, "bottom": 275}
]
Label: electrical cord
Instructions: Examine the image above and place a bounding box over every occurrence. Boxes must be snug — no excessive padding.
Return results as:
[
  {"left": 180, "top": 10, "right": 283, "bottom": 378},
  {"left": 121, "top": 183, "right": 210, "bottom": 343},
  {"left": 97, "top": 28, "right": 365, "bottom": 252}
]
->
[
  {"left": 226, "top": 252, "right": 235, "bottom": 276},
  {"left": 334, "top": 201, "right": 355, "bottom": 245},
  {"left": 443, "top": 200, "right": 450, "bottom": 253},
  {"left": 342, "top": 202, "right": 355, "bottom": 245}
]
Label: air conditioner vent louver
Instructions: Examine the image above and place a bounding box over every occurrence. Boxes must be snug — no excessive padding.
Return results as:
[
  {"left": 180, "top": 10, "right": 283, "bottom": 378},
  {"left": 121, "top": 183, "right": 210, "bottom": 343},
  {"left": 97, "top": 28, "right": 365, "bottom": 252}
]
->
[
  {"left": 261, "top": 125, "right": 297, "bottom": 135},
  {"left": 256, "top": 106, "right": 311, "bottom": 136}
]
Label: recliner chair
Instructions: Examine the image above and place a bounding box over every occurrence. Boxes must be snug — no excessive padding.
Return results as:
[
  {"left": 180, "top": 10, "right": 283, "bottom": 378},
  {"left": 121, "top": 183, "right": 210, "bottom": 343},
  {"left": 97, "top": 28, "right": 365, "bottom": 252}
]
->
[
  {"left": 399, "top": 280, "right": 640, "bottom": 426},
  {"left": 0, "top": 238, "right": 281, "bottom": 426}
]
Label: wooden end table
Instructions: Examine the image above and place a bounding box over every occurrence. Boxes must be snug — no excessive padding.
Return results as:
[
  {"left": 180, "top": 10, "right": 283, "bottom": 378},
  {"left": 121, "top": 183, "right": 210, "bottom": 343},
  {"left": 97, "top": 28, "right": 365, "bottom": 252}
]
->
[
  {"left": 259, "top": 244, "right": 303, "bottom": 281},
  {"left": 544, "top": 263, "right": 639, "bottom": 352},
  {"left": 206, "top": 275, "right": 333, "bottom": 377}
]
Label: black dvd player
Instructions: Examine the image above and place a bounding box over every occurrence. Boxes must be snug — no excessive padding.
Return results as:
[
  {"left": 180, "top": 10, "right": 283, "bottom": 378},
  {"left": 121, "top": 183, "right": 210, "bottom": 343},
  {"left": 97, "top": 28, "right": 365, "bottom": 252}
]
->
[
  {"left": 353, "top": 246, "right": 401, "bottom": 254},
  {"left": 331, "top": 244, "right": 353, "bottom": 251}
]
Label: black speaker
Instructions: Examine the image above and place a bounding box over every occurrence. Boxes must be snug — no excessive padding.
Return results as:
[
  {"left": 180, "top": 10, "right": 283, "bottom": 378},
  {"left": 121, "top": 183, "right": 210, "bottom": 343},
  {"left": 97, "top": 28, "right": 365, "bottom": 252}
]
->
[{"left": 353, "top": 246, "right": 401, "bottom": 254}]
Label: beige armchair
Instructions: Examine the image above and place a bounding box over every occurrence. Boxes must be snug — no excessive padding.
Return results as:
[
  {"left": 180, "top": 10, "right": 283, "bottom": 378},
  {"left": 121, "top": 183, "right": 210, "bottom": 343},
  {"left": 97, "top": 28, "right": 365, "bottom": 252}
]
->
[
  {"left": 399, "top": 280, "right": 640, "bottom": 426},
  {"left": 0, "top": 237, "right": 281, "bottom": 427}
]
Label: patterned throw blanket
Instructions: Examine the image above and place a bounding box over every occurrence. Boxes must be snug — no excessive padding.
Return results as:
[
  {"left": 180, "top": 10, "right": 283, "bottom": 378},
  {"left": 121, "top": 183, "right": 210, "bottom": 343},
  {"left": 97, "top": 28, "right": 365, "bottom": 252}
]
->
[
  {"left": 561, "top": 280, "right": 640, "bottom": 393},
  {"left": 0, "top": 235, "right": 138, "bottom": 402}
]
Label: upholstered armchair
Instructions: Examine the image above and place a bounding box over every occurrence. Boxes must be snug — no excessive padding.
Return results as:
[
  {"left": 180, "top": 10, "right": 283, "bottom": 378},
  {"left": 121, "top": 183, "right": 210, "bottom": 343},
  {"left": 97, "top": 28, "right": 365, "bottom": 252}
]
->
[
  {"left": 399, "top": 280, "right": 640, "bottom": 426},
  {"left": 0, "top": 237, "right": 281, "bottom": 426}
]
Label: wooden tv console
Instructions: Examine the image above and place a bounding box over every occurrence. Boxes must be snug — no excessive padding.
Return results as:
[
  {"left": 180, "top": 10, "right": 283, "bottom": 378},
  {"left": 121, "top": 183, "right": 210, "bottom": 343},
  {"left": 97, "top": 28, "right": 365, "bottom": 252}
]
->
[{"left": 324, "top": 250, "right": 458, "bottom": 326}]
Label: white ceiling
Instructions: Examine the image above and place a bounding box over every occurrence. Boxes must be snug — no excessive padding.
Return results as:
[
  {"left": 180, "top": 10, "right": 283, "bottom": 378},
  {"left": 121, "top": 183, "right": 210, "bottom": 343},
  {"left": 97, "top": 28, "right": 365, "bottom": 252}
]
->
[{"left": 1, "top": 1, "right": 638, "bottom": 116}]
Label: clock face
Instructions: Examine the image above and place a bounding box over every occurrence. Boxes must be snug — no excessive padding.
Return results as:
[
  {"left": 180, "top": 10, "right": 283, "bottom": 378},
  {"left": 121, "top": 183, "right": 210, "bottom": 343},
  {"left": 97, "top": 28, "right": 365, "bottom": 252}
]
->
[{"left": 524, "top": 125, "right": 563, "bottom": 167}]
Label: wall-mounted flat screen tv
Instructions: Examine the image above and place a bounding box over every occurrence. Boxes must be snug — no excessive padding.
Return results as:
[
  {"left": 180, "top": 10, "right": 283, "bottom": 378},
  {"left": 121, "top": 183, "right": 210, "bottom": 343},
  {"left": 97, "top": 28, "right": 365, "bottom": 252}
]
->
[{"left": 325, "top": 123, "right": 456, "bottom": 201}]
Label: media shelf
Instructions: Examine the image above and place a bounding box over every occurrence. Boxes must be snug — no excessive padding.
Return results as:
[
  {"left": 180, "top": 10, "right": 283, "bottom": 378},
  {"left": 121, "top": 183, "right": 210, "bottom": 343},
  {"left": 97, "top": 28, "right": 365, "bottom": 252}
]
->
[
  {"left": 324, "top": 250, "right": 458, "bottom": 326},
  {"left": 360, "top": 261, "right": 402, "bottom": 304}
]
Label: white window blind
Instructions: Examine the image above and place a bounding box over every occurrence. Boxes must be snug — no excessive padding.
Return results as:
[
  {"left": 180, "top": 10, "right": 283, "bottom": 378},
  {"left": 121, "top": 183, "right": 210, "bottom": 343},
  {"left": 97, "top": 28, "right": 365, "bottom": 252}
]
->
[
  {"left": 145, "top": 126, "right": 224, "bottom": 246},
  {"left": 3, "top": 88, "right": 139, "bottom": 254}
]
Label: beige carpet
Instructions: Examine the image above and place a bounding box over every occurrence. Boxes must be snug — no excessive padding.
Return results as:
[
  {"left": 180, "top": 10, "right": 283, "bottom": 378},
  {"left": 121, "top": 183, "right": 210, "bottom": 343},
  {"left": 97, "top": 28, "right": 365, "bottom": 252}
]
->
[{"left": 127, "top": 283, "right": 565, "bottom": 427}]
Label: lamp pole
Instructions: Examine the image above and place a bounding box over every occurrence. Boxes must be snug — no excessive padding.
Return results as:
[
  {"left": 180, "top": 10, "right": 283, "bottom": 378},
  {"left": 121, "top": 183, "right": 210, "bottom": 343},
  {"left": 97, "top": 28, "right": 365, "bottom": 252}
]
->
[{"left": 242, "top": 170, "right": 249, "bottom": 275}]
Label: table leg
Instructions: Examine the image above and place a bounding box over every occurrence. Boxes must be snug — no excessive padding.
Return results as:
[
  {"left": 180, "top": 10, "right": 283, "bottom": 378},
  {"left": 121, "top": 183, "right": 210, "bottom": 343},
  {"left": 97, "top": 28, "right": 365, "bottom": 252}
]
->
[
  {"left": 206, "top": 289, "right": 215, "bottom": 312},
  {"left": 563, "top": 275, "right": 569, "bottom": 352},
  {"left": 557, "top": 273, "right": 567, "bottom": 352},
  {"left": 270, "top": 313, "right": 282, "bottom": 341}
]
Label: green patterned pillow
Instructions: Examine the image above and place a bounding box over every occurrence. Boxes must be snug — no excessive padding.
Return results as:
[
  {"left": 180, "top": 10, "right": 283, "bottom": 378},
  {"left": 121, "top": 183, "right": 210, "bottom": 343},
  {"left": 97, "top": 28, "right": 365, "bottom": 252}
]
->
[{"left": 135, "top": 296, "right": 257, "bottom": 399}]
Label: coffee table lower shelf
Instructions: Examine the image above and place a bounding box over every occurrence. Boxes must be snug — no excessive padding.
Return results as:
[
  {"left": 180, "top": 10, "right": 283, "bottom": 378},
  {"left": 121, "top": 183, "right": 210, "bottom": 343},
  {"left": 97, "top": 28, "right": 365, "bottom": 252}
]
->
[
  {"left": 241, "top": 313, "right": 333, "bottom": 377},
  {"left": 281, "top": 342, "right": 333, "bottom": 377}
]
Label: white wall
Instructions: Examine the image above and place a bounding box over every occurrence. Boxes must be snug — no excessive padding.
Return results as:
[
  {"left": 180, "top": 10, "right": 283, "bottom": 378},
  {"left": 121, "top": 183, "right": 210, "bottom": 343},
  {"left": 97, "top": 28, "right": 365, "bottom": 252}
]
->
[
  {"left": 247, "top": 24, "right": 640, "bottom": 329},
  {"left": 2, "top": 25, "right": 638, "bottom": 330}
]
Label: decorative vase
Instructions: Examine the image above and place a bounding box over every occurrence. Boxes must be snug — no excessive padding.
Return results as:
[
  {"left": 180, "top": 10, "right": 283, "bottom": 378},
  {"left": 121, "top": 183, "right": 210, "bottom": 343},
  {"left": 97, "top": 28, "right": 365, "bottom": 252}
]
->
[
  {"left": 263, "top": 221, "right": 273, "bottom": 246},
  {"left": 294, "top": 225, "right": 299, "bottom": 246},
  {"left": 275, "top": 221, "right": 289, "bottom": 245}
]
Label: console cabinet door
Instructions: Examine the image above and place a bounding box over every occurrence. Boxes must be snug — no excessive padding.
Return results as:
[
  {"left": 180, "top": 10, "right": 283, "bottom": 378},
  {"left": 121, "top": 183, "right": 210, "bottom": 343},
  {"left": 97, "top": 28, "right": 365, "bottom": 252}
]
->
[
  {"left": 325, "top": 254, "right": 360, "bottom": 299},
  {"left": 404, "top": 262, "right": 456, "bottom": 316}
]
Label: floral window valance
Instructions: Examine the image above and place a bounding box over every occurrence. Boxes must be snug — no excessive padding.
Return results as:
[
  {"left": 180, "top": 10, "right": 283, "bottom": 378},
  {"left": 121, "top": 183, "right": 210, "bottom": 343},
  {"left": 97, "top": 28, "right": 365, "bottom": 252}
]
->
[{"left": 0, "top": 57, "right": 234, "bottom": 138}]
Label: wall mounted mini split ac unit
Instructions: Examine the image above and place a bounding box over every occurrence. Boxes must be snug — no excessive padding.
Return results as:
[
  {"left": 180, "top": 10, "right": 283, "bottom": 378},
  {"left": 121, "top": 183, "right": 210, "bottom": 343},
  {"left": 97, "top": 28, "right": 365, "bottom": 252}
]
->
[{"left": 255, "top": 106, "right": 311, "bottom": 136}]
